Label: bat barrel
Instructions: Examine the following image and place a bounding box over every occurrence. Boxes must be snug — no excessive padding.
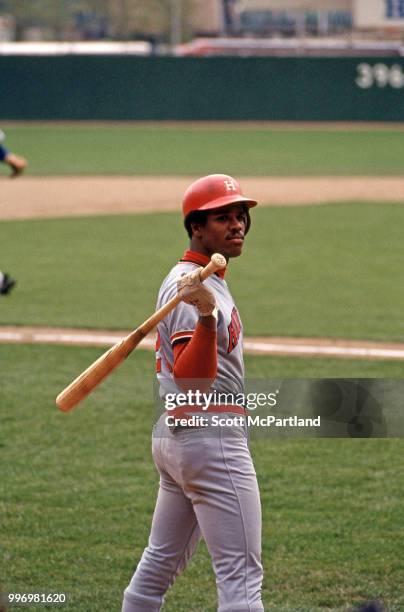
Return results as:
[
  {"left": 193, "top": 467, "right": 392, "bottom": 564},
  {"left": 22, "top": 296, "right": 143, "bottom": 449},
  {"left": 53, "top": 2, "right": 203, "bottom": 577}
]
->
[{"left": 56, "top": 329, "right": 145, "bottom": 411}]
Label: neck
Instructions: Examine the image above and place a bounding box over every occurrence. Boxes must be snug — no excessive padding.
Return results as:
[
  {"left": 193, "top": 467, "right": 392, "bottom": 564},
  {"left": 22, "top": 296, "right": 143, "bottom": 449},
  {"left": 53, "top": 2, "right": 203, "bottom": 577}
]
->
[{"left": 189, "top": 240, "right": 229, "bottom": 262}]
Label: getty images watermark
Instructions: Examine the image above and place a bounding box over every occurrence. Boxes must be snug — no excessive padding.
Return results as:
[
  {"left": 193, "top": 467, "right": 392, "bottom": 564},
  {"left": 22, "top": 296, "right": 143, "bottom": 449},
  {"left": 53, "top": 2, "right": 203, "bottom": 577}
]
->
[
  {"left": 164, "top": 389, "right": 321, "bottom": 429},
  {"left": 153, "top": 379, "right": 404, "bottom": 438}
]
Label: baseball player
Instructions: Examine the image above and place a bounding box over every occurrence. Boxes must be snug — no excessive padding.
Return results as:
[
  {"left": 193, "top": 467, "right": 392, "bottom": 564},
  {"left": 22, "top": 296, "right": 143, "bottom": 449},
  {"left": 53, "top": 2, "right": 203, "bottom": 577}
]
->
[
  {"left": 122, "top": 174, "right": 263, "bottom": 612},
  {"left": 0, "top": 130, "right": 26, "bottom": 293},
  {"left": 0, "top": 271, "right": 16, "bottom": 296},
  {"left": 0, "top": 129, "right": 27, "bottom": 178}
]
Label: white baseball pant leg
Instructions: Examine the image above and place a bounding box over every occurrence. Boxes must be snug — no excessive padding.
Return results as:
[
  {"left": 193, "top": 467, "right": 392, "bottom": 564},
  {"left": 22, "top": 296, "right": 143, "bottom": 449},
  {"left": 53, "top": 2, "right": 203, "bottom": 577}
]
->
[{"left": 122, "top": 416, "right": 264, "bottom": 612}]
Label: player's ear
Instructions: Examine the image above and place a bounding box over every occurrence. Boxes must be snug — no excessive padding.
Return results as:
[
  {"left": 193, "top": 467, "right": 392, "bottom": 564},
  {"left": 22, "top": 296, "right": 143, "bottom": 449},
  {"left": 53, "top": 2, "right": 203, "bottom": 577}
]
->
[{"left": 190, "top": 221, "right": 203, "bottom": 237}]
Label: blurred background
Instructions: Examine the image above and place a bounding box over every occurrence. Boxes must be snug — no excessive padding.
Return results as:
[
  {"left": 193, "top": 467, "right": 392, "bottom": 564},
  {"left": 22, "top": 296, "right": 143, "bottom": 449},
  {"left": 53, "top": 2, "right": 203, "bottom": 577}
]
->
[
  {"left": 1, "top": 0, "right": 404, "bottom": 120},
  {"left": 0, "top": 0, "right": 403, "bottom": 49}
]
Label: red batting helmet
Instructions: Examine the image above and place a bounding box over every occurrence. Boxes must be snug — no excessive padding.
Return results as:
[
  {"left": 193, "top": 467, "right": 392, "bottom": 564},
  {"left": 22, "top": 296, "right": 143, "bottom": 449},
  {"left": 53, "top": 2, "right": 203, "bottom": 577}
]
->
[{"left": 182, "top": 174, "right": 257, "bottom": 219}]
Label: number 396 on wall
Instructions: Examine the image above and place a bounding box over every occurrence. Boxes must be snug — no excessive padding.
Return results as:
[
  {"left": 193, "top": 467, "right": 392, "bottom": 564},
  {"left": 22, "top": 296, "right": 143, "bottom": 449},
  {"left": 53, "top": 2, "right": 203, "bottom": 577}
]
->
[{"left": 356, "top": 62, "right": 404, "bottom": 89}]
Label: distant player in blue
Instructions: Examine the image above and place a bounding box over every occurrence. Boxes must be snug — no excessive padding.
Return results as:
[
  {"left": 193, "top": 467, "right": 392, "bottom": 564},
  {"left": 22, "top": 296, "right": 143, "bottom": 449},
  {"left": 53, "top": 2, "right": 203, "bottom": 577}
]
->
[
  {"left": 0, "top": 129, "right": 27, "bottom": 178},
  {"left": 0, "top": 130, "right": 24, "bottom": 294}
]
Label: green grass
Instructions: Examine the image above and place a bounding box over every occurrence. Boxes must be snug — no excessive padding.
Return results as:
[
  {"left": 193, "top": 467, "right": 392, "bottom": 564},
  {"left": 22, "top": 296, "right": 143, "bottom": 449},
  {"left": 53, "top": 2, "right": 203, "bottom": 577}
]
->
[
  {"left": 1, "top": 124, "right": 404, "bottom": 176},
  {"left": 1, "top": 121, "right": 403, "bottom": 611},
  {"left": 1, "top": 344, "right": 403, "bottom": 611},
  {"left": 1, "top": 203, "right": 404, "bottom": 341}
]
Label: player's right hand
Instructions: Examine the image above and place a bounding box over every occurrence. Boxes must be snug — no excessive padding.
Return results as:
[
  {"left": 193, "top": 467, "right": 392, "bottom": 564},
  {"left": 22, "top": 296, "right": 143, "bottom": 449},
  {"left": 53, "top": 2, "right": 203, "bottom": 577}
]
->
[{"left": 177, "top": 268, "right": 216, "bottom": 317}]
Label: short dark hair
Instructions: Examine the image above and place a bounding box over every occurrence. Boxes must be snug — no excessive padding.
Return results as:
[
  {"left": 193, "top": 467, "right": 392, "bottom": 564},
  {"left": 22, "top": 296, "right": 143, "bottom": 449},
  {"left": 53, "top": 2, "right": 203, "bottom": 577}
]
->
[{"left": 184, "top": 210, "right": 209, "bottom": 239}]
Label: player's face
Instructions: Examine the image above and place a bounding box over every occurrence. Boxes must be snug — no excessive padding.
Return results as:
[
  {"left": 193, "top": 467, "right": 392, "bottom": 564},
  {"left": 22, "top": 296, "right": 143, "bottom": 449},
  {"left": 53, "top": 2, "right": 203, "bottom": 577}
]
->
[{"left": 196, "top": 204, "right": 248, "bottom": 259}]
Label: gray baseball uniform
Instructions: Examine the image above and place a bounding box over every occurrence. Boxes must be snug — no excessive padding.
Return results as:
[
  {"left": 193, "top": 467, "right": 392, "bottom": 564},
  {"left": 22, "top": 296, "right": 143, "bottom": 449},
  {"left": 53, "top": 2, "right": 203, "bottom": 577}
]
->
[{"left": 122, "top": 250, "right": 264, "bottom": 612}]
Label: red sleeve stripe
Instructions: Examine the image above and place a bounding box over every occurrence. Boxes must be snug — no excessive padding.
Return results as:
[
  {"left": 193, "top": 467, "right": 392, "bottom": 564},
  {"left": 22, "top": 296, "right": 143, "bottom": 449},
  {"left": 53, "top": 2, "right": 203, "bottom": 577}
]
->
[{"left": 170, "top": 330, "right": 194, "bottom": 344}]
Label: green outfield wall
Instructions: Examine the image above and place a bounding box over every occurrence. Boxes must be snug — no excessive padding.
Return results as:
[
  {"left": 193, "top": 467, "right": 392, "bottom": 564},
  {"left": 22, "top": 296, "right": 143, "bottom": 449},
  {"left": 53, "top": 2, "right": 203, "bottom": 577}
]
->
[{"left": 2, "top": 56, "right": 404, "bottom": 121}]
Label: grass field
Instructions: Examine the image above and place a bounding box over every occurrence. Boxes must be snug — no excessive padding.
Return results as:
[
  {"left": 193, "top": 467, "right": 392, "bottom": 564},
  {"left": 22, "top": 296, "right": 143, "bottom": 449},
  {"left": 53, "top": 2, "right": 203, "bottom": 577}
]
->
[
  {"left": 1, "top": 122, "right": 404, "bottom": 612},
  {"left": 1, "top": 204, "right": 404, "bottom": 341},
  {"left": 1, "top": 124, "right": 404, "bottom": 176},
  {"left": 1, "top": 344, "right": 404, "bottom": 612}
]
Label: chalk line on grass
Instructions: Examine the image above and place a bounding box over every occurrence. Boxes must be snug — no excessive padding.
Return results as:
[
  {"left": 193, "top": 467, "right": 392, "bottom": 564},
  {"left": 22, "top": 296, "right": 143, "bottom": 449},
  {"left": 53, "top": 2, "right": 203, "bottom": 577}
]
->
[{"left": 1, "top": 326, "right": 404, "bottom": 361}]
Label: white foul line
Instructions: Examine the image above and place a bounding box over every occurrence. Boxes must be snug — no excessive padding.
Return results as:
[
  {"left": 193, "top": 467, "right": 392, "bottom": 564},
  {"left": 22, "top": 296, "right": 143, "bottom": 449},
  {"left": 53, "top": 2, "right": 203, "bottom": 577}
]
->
[
  {"left": 243, "top": 340, "right": 404, "bottom": 360},
  {"left": 33, "top": 331, "right": 155, "bottom": 349},
  {"left": 1, "top": 327, "right": 404, "bottom": 360}
]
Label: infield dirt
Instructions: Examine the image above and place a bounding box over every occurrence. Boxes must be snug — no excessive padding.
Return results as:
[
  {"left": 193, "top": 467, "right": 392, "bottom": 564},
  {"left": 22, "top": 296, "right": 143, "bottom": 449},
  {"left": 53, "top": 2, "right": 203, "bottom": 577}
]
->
[{"left": 2, "top": 175, "right": 404, "bottom": 220}]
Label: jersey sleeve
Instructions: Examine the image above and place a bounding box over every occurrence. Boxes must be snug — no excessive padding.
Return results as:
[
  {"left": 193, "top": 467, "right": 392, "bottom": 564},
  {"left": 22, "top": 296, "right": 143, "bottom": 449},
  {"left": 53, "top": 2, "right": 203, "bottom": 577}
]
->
[{"left": 157, "top": 268, "right": 199, "bottom": 347}]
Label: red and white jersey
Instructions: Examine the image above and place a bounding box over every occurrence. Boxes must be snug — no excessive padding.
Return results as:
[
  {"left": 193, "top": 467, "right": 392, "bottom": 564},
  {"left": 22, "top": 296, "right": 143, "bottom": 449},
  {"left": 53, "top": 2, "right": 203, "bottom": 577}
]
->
[{"left": 155, "top": 250, "right": 244, "bottom": 398}]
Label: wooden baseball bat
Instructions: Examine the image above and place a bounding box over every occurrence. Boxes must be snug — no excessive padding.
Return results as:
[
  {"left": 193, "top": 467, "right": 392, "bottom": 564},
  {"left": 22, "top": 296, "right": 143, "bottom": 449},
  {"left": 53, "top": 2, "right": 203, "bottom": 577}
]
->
[{"left": 56, "top": 253, "right": 226, "bottom": 412}]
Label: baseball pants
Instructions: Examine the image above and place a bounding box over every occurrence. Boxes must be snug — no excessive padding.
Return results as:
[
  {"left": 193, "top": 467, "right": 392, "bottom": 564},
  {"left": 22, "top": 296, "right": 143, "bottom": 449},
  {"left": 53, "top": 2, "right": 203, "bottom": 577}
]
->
[{"left": 122, "top": 415, "right": 264, "bottom": 612}]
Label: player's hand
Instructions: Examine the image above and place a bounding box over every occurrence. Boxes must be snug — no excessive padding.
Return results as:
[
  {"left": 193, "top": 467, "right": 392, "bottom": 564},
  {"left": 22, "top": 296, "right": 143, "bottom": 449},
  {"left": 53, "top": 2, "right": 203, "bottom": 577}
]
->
[
  {"left": 5, "top": 153, "right": 28, "bottom": 178},
  {"left": 177, "top": 268, "right": 216, "bottom": 317}
]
